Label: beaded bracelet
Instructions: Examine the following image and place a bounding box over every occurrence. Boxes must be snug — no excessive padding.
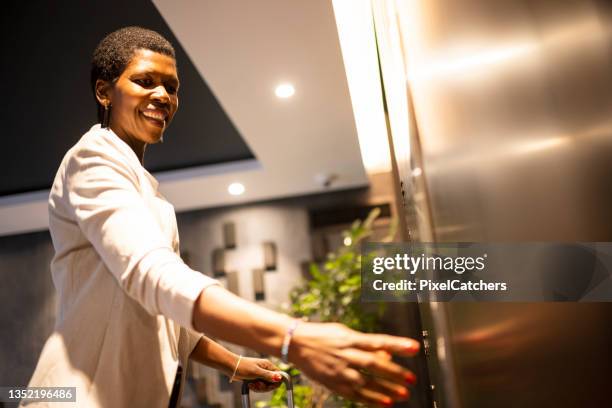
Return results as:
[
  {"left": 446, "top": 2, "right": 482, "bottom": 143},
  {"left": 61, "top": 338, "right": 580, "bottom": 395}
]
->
[{"left": 281, "top": 320, "right": 300, "bottom": 364}]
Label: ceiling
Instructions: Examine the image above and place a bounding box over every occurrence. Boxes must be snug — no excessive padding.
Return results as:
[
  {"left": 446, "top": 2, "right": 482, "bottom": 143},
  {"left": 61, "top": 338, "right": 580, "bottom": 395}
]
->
[{"left": 0, "top": 0, "right": 368, "bottom": 236}]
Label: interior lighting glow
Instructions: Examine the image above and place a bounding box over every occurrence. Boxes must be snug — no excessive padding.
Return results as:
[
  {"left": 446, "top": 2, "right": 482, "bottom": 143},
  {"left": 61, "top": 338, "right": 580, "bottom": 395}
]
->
[
  {"left": 510, "top": 137, "right": 569, "bottom": 156},
  {"left": 408, "top": 43, "right": 537, "bottom": 82},
  {"left": 228, "top": 182, "right": 245, "bottom": 196},
  {"left": 332, "top": 0, "right": 391, "bottom": 174},
  {"left": 275, "top": 83, "right": 295, "bottom": 98}
]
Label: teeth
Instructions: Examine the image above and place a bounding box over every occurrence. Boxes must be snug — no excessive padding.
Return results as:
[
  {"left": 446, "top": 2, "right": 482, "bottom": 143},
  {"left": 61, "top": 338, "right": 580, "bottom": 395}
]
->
[{"left": 142, "top": 111, "right": 166, "bottom": 121}]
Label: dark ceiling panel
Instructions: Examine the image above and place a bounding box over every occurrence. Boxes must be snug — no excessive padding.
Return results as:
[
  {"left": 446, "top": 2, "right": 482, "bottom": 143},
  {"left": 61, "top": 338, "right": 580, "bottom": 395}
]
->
[{"left": 0, "top": 0, "right": 254, "bottom": 196}]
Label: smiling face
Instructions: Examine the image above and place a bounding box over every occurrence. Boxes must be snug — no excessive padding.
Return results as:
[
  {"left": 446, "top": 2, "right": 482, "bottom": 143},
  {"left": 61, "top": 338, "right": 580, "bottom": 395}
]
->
[{"left": 96, "top": 49, "right": 179, "bottom": 156}]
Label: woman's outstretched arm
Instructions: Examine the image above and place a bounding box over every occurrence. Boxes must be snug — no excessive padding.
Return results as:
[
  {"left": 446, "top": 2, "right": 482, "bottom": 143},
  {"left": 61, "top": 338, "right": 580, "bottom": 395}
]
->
[{"left": 193, "top": 285, "right": 419, "bottom": 406}]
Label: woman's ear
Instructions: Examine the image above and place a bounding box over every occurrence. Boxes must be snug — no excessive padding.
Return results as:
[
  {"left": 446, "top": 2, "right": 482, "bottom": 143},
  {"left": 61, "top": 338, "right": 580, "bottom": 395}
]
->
[{"left": 95, "top": 79, "right": 112, "bottom": 107}]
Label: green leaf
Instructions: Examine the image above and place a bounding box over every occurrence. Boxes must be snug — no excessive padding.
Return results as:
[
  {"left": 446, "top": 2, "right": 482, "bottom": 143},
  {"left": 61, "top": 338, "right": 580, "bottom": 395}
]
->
[
  {"left": 309, "top": 263, "right": 322, "bottom": 280},
  {"left": 363, "top": 207, "right": 381, "bottom": 230}
]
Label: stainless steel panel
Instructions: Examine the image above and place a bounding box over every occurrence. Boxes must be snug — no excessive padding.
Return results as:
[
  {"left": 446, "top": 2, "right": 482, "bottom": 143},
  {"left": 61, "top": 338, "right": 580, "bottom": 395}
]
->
[
  {"left": 398, "top": 0, "right": 612, "bottom": 242},
  {"left": 376, "top": 0, "right": 612, "bottom": 406}
]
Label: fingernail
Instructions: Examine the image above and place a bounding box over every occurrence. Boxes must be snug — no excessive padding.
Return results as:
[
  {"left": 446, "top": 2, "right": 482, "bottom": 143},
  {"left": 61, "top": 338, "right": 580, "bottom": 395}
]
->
[
  {"left": 405, "top": 373, "right": 417, "bottom": 385},
  {"left": 397, "top": 388, "right": 408, "bottom": 397},
  {"left": 273, "top": 374, "right": 282, "bottom": 382},
  {"left": 382, "top": 397, "right": 393, "bottom": 407},
  {"left": 404, "top": 342, "right": 419, "bottom": 352}
]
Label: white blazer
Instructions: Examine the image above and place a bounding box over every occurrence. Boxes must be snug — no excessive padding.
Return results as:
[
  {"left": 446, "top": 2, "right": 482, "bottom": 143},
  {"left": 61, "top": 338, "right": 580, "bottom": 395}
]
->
[{"left": 23, "top": 124, "right": 219, "bottom": 407}]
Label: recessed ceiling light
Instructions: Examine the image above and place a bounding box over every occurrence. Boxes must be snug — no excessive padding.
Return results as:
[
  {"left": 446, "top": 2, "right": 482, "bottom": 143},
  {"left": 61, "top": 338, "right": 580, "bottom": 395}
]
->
[
  {"left": 275, "top": 83, "right": 295, "bottom": 98},
  {"left": 228, "top": 182, "right": 245, "bottom": 196}
]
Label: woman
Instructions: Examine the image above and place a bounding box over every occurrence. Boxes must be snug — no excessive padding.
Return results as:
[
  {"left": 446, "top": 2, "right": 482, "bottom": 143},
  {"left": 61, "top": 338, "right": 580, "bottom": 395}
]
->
[{"left": 25, "top": 27, "right": 419, "bottom": 407}]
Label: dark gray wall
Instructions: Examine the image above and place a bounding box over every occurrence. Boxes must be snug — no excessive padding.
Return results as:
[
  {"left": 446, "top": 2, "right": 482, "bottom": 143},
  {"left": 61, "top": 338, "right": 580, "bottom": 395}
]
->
[
  {"left": 1, "top": 0, "right": 253, "bottom": 196},
  {"left": 0, "top": 231, "right": 56, "bottom": 388}
]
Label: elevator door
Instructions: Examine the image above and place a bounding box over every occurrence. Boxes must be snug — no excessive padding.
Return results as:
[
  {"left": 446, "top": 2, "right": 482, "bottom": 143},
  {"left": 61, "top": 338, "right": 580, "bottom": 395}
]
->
[{"left": 374, "top": 1, "right": 612, "bottom": 407}]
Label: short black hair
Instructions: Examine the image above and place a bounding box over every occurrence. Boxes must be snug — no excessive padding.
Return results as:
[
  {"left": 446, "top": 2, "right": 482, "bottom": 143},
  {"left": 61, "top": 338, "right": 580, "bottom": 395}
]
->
[{"left": 90, "top": 26, "right": 176, "bottom": 121}]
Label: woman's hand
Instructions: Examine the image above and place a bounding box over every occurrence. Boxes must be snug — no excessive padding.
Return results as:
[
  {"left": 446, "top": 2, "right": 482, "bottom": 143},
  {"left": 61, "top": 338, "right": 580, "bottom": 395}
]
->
[
  {"left": 232, "top": 357, "right": 283, "bottom": 392},
  {"left": 189, "top": 337, "right": 282, "bottom": 392},
  {"left": 289, "top": 322, "right": 419, "bottom": 406}
]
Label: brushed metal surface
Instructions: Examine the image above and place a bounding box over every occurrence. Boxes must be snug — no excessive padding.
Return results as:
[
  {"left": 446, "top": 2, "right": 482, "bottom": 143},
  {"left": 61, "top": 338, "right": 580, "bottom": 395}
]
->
[{"left": 376, "top": 0, "right": 612, "bottom": 406}]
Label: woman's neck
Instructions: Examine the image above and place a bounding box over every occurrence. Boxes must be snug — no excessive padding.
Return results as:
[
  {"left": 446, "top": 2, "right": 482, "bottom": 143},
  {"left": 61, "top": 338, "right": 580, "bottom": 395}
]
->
[{"left": 108, "top": 125, "right": 147, "bottom": 164}]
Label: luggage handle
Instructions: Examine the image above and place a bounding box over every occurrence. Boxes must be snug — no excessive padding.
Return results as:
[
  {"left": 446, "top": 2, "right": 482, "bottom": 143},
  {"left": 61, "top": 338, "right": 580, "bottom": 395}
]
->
[{"left": 241, "top": 371, "right": 294, "bottom": 408}]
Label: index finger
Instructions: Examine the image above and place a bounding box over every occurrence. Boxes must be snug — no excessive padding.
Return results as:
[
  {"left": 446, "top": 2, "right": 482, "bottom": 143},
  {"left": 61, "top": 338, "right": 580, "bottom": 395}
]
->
[
  {"left": 352, "top": 332, "right": 420, "bottom": 356},
  {"left": 338, "top": 348, "right": 417, "bottom": 385}
]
